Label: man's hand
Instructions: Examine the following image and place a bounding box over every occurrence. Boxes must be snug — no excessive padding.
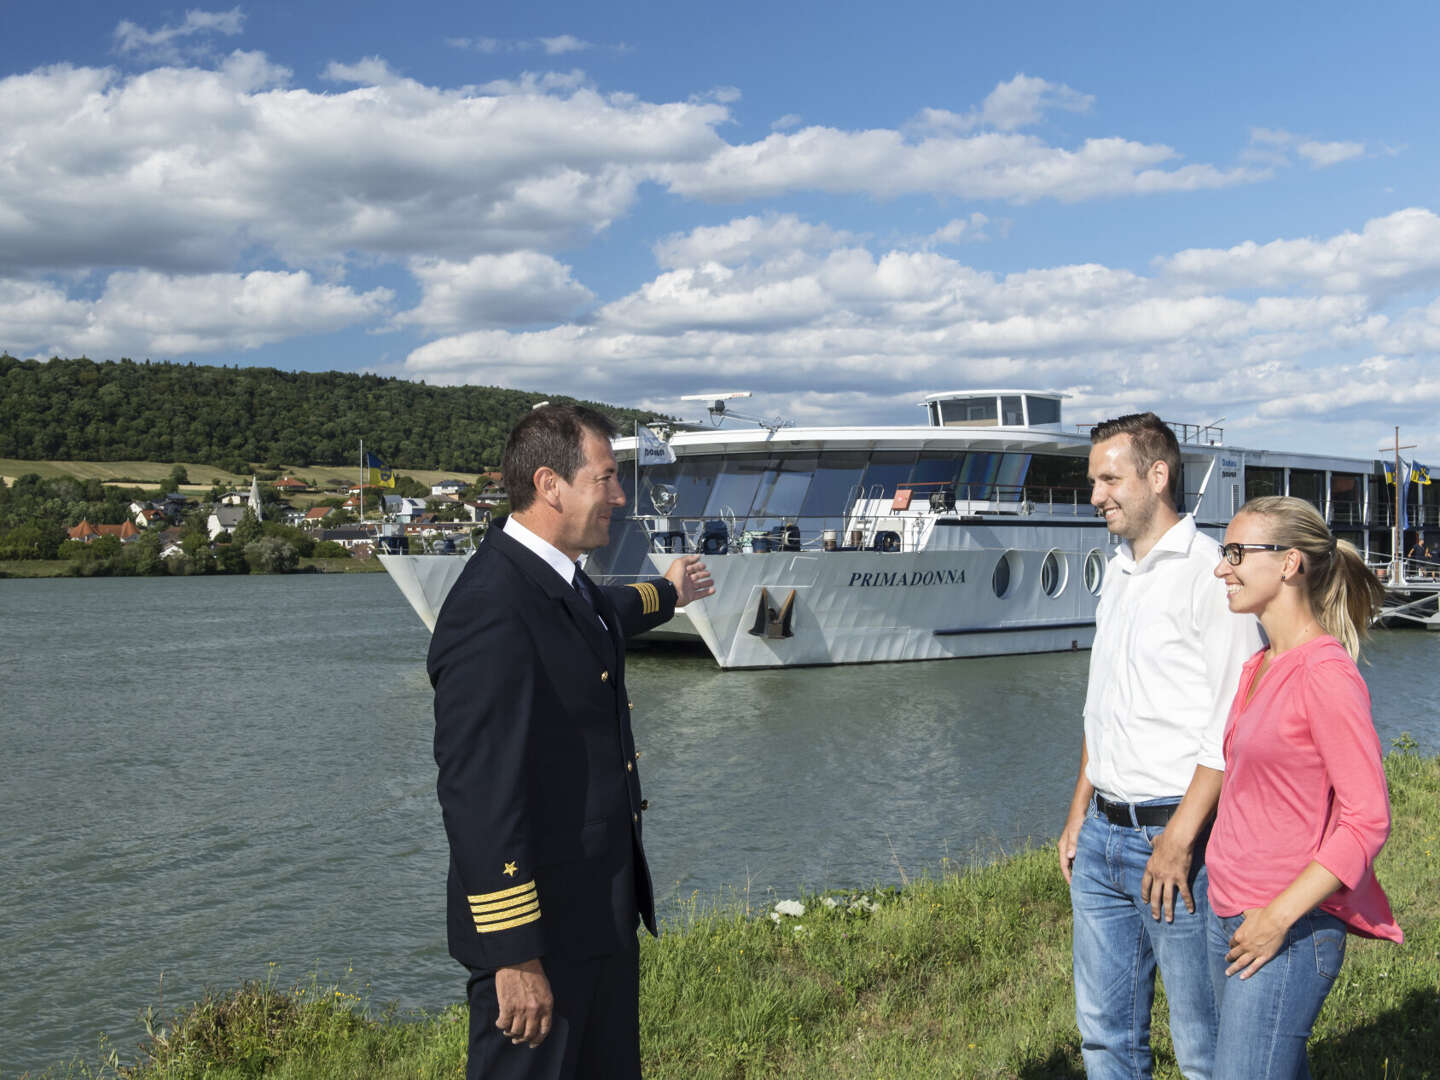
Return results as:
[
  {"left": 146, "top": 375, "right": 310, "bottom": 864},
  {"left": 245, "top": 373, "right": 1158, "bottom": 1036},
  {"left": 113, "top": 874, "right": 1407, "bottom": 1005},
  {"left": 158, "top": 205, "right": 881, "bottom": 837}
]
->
[
  {"left": 1141, "top": 828, "right": 1195, "bottom": 922},
  {"left": 1225, "top": 906, "right": 1289, "bottom": 978},
  {"left": 664, "top": 554, "right": 714, "bottom": 606},
  {"left": 495, "top": 958, "right": 553, "bottom": 1048},
  {"left": 1058, "top": 811, "right": 1085, "bottom": 884}
]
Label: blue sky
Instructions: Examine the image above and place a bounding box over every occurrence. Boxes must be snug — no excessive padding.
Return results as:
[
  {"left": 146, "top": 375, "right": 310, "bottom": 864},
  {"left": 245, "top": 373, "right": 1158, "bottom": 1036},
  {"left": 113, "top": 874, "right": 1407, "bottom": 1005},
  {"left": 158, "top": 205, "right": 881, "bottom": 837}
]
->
[{"left": 4, "top": 1, "right": 1440, "bottom": 457}]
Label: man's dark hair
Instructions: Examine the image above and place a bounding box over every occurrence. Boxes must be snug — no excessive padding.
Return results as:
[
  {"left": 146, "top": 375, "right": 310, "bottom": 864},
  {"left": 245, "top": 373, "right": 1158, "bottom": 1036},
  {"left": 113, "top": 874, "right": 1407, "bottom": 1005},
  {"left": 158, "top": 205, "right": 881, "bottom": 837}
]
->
[
  {"left": 1090, "top": 411, "right": 1181, "bottom": 505},
  {"left": 502, "top": 404, "right": 620, "bottom": 513}
]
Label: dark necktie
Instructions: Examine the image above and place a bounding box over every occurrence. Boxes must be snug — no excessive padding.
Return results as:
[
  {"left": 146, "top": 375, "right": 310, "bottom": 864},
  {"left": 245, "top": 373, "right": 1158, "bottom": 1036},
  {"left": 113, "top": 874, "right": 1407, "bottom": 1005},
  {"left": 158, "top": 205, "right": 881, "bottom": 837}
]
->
[
  {"left": 572, "top": 563, "right": 596, "bottom": 609},
  {"left": 573, "top": 564, "right": 607, "bottom": 629}
]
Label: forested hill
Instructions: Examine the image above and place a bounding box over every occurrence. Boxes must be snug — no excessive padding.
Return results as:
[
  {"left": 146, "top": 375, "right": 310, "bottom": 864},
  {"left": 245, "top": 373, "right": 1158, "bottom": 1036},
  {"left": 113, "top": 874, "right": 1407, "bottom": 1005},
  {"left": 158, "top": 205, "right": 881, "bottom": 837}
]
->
[{"left": 0, "top": 355, "right": 663, "bottom": 471}]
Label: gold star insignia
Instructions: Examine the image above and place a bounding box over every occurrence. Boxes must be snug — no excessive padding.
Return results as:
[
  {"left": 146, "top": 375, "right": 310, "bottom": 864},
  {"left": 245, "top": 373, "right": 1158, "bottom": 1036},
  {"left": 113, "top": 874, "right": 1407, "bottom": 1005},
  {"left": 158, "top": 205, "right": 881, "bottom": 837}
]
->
[{"left": 502, "top": 861, "right": 518, "bottom": 878}]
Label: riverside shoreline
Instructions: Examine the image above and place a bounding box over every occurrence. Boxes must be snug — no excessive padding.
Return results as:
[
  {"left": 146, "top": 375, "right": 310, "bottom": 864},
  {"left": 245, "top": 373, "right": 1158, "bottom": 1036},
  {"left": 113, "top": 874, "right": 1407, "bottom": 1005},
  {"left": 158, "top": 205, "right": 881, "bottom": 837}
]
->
[{"left": 28, "top": 748, "right": 1440, "bottom": 1080}]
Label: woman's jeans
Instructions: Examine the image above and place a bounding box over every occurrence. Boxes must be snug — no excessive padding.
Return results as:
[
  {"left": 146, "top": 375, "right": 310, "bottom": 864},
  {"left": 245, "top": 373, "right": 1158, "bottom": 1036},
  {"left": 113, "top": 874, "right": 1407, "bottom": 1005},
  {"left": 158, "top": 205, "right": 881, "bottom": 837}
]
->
[
  {"left": 1070, "top": 803, "right": 1218, "bottom": 1079},
  {"left": 1207, "top": 907, "right": 1347, "bottom": 1079}
]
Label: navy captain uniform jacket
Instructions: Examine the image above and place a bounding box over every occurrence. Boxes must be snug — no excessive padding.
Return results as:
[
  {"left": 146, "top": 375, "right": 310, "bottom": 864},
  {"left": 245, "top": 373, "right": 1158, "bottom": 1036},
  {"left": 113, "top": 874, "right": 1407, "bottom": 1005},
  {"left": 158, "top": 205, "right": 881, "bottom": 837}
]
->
[{"left": 428, "top": 519, "right": 678, "bottom": 973}]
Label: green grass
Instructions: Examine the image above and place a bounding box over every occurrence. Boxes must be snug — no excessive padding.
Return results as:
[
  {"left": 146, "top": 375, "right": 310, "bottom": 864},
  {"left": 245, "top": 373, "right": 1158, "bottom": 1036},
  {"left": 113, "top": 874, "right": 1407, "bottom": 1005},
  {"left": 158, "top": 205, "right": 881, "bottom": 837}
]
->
[{"left": 28, "top": 747, "right": 1440, "bottom": 1080}]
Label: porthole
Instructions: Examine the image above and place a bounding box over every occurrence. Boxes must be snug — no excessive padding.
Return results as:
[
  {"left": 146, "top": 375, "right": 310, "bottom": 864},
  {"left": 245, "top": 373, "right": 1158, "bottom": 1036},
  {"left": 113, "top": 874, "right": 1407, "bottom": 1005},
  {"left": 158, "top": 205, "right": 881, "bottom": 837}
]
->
[
  {"left": 1041, "top": 549, "right": 1068, "bottom": 597},
  {"left": 992, "top": 550, "right": 1018, "bottom": 598},
  {"left": 1084, "top": 549, "right": 1106, "bottom": 595}
]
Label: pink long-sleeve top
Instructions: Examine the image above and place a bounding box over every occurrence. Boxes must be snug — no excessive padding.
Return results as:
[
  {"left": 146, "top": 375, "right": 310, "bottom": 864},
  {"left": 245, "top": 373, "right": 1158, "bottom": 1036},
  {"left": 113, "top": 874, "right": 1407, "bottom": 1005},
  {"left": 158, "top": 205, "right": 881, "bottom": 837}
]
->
[{"left": 1207, "top": 635, "right": 1402, "bottom": 941}]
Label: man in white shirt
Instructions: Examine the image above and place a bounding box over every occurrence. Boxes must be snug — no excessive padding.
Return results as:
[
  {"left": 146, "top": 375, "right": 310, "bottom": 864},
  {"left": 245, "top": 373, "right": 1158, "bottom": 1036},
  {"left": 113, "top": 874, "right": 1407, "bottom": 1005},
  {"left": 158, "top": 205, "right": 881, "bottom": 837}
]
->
[{"left": 1058, "top": 412, "right": 1262, "bottom": 1079}]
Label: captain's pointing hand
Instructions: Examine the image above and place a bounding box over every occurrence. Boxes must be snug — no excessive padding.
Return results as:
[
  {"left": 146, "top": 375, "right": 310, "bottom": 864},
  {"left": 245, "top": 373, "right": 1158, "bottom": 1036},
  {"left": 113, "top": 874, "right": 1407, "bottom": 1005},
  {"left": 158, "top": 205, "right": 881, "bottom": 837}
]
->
[{"left": 664, "top": 554, "right": 714, "bottom": 606}]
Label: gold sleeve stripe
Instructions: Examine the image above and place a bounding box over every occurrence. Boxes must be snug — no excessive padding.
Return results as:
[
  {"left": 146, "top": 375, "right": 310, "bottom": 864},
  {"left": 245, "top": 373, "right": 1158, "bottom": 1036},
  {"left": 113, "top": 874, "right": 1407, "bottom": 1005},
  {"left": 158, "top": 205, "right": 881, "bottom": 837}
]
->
[
  {"left": 472, "top": 897, "right": 540, "bottom": 925},
  {"left": 628, "top": 581, "right": 660, "bottom": 615},
  {"left": 466, "top": 880, "right": 536, "bottom": 905},
  {"left": 470, "top": 888, "right": 538, "bottom": 915},
  {"left": 474, "top": 906, "right": 543, "bottom": 934}
]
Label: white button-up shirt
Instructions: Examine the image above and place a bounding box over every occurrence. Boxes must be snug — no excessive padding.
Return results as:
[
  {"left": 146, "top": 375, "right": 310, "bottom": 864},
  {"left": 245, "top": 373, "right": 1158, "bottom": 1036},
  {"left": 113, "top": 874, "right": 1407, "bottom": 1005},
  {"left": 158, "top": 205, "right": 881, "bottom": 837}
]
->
[
  {"left": 504, "top": 516, "right": 607, "bottom": 629},
  {"left": 504, "top": 515, "right": 577, "bottom": 587},
  {"left": 1083, "top": 515, "right": 1264, "bottom": 803}
]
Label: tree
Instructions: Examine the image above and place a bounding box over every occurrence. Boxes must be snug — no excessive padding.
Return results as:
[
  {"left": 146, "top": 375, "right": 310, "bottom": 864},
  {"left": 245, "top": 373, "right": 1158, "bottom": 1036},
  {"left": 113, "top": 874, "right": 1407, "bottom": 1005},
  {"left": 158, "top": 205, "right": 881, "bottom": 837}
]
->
[
  {"left": 233, "top": 506, "right": 262, "bottom": 546},
  {"left": 127, "top": 531, "right": 166, "bottom": 576},
  {"left": 312, "top": 539, "right": 351, "bottom": 558},
  {"left": 167, "top": 464, "right": 189, "bottom": 489},
  {"left": 244, "top": 537, "right": 298, "bottom": 573},
  {"left": 215, "top": 544, "right": 249, "bottom": 574}
]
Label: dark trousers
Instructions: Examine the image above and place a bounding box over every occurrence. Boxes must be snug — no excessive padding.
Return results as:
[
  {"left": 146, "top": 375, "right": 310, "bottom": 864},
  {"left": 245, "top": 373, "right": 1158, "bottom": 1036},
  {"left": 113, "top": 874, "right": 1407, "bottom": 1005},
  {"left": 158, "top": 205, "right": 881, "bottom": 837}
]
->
[{"left": 465, "top": 946, "right": 641, "bottom": 1080}]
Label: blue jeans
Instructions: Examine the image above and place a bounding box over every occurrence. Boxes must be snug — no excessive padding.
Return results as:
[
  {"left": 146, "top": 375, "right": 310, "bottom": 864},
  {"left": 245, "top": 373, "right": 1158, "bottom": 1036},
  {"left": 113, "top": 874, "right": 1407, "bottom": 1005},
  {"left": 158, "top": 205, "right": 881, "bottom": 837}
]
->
[
  {"left": 1207, "top": 907, "right": 1346, "bottom": 1079},
  {"left": 1071, "top": 801, "right": 1218, "bottom": 1079}
]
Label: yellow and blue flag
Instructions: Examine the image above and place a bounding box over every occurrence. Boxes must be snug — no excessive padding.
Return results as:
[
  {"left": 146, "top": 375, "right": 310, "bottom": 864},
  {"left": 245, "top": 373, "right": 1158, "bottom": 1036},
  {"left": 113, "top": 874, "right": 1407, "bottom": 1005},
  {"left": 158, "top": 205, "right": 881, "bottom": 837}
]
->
[
  {"left": 1384, "top": 461, "right": 1396, "bottom": 484},
  {"left": 1414, "top": 462, "right": 1432, "bottom": 485},
  {"left": 365, "top": 451, "right": 396, "bottom": 488}
]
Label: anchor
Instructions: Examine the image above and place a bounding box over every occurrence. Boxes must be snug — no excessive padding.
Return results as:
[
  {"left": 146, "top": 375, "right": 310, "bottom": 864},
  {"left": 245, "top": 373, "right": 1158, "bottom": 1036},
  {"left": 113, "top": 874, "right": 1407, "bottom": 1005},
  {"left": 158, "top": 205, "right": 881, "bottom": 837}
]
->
[{"left": 747, "top": 587, "right": 796, "bottom": 639}]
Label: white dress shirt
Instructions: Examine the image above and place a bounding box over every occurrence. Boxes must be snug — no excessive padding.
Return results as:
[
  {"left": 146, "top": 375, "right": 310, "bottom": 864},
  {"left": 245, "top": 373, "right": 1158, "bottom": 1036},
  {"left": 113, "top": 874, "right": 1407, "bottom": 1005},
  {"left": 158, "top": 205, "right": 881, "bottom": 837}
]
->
[
  {"left": 504, "top": 516, "right": 606, "bottom": 628},
  {"left": 1083, "top": 514, "right": 1264, "bottom": 803},
  {"left": 504, "top": 515, "right": 577, "bottom": 587}
]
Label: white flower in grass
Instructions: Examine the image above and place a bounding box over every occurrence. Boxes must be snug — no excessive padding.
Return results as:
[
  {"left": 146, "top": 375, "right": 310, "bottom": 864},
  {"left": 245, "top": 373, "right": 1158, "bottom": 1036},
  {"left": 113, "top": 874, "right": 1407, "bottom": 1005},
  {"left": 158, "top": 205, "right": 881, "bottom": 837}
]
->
[
  {"left": 769, "top": 911, "right": 782, "bottom": 924},
  {"left": 792, "top": 924, "right": 807, "bottom": 936},
  {"left": 822, "top": 897, "right": 839, "bottom": 909},
  {"left": 774, "top": 899, "right": 806, "bottom": 917}
]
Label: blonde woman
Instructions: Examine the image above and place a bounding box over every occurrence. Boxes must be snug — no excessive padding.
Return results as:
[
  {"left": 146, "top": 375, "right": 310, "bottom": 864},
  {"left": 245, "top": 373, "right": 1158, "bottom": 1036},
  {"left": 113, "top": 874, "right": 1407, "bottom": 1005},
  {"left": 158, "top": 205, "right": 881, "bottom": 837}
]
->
[{"left": 1208, "top": 496, "right": 1402, "bottom": 1077}]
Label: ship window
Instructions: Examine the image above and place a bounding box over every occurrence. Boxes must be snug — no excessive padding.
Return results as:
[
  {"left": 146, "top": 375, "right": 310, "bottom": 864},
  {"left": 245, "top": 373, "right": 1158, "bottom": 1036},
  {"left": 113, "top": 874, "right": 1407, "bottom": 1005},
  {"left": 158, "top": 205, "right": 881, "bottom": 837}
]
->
[
  {"left": 860, "top": 450, "right": 918, "bottom": 500},
  {"left": 909, "top": 450, "right": 962, "bottom": 491},
  {"left": 992, "top": 551, "right": 1015, "bottom": 598},
  {"left": 957, "top": 452, "right": 1000, "bottom": 501},
  {"left": 1025, "top": 453, "right": 1089, "bottom": 503},
  {"left": 1331, "top": 473, "right": 1362, "bottom": 527},
  {"left": 1289, "top": 469, "right": 1325, "bottom": 512},
  {"left": 1026, "top": 397, "right": 1061, "bottom": 425},
  {"left": 799, "top": 451, "right": 868, "bottom": 532},
  {"left": 1002, "top": 395, "right": 1024, "bottom": 426},
  {"left": 1245, "top": 466, "right": 1283, "bottom": 501},
  {"left": 702, "top": 456, "right": 768, "bottom": 520},
  {"left": 1041, "top": 550, "right": 1067, "bottom": 597},
  {"left": 941, "top": 397, "right": 997, "bottom": 426},
  {"left": 1084, "top": 549, "right": 1105, "bottom": 595},
  {"left": 751, "top": 455, "right": 817, "bottom": 520},
  {"left": 995, "top": 452, "right": 1031, "bottom": 501}
]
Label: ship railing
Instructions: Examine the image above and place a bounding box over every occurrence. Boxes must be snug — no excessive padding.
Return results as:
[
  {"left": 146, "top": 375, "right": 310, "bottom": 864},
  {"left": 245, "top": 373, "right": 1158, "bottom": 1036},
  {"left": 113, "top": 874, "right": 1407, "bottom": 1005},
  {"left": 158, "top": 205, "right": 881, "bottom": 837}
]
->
[
  {"left": 629, "top": 482, "right": 1099, "bottom": 556},
  {"left": 1074, "top": 419, "right": 1224, "bottom": 445}
]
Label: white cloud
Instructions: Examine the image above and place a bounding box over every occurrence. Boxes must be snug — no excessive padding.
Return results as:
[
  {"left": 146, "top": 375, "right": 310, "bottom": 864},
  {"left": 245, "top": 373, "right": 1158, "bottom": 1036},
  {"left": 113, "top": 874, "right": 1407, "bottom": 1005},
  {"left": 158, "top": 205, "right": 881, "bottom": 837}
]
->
[
  {"left": 1297, "top": 139, "right": 1366, "bottom": 168},
  {"left": 653, "top": 214, "right": 854, "bottom": 269},
  {"left": 1, "top": 270, "right": 391, "bottom": 358},
  {"left": 1245, "top": 127, "right": 1366, "bottom": 170},
  {"left": 910, "top": 74, "right": 1094, "bottom": 135},
  {"left": 393, "top": 253, "right": 595, "bottom": 332},
  {"left": 539, "top": 35, "right": 591, "bottom": 55},
  {"left": 926, "top": 214, "right": 991, "bottom": 246},
  {"left": 113, "top": 8, "right": 245, "bottom": 63},
  {"left": 659, "top": 128, "right": 1263, "bottom": 202},
  {"left": 772, "top": 113, "right": 803, "bottom": 131},
  {"left": 1159, "top": 208, "right": 1440, "bottom": 297},
  {"left": 397, "top": 209, "right": 1440, "bottom": 455}
]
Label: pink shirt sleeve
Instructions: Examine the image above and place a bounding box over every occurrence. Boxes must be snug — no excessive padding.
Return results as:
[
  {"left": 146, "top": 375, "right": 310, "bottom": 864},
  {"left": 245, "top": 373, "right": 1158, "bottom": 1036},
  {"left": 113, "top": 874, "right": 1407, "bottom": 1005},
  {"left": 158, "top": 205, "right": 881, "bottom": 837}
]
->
[{"left": 1301, "top": 657, "right": 1391, "bottom": 889}]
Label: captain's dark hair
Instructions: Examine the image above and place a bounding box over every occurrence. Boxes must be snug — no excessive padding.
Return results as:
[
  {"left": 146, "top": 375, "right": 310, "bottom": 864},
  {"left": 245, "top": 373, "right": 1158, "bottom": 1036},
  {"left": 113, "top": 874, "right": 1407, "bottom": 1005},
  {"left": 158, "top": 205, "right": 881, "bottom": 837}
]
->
[
  {"left": 502, "top": 404, "right": 619, "bottom": 513},
  {"left": 1089, "top": 411, "right": 1181, "bottom": 506}
]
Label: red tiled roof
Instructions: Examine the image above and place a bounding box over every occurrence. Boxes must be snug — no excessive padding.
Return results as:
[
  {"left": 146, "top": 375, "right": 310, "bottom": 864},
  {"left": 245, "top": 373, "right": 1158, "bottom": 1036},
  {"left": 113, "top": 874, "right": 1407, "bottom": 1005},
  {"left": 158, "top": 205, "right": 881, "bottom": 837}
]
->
[
  {"left": 304, "top": 506, "right": 334, "bottom": 519},
  {"left": 68, "top": 519, "right": 100, "bottom": 539}
]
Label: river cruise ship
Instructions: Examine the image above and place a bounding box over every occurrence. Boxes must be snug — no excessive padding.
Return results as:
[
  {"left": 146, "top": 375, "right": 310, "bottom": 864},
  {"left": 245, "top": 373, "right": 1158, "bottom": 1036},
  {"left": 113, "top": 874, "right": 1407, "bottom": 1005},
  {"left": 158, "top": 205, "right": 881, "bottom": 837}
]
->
[{"left": 380, "top": 390, "right": 1408, "bottom": 668}]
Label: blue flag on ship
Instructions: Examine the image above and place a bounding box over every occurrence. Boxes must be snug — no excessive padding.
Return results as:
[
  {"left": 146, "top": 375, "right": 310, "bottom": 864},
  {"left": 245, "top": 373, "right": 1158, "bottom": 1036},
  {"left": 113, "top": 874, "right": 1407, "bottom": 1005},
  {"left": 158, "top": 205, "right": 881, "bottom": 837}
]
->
[{"left": 1399, "top": 460, "right": 1411, "bottom": 533}]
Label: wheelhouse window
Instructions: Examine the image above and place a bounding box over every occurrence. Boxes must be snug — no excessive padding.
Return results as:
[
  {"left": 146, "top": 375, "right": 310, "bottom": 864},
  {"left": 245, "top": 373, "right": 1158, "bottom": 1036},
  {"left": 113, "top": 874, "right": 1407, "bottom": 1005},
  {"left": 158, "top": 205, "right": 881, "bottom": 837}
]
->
[
  {"left": 1001, "top": 396, "right": 1024, "bottom": 426},
  {"left": 1026, "top": 397, "right": 1061, "bottom": 425},
  {"left": 940, "top": 397, "right": 998, "bottom": 426}
]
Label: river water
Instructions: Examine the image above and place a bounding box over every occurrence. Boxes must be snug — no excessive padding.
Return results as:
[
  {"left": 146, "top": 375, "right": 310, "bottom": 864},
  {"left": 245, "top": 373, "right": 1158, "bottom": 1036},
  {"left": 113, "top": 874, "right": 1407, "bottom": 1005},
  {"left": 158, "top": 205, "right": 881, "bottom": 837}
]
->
[{"left": 2, "top": 574, "right": 1437, "bottom": 1075}]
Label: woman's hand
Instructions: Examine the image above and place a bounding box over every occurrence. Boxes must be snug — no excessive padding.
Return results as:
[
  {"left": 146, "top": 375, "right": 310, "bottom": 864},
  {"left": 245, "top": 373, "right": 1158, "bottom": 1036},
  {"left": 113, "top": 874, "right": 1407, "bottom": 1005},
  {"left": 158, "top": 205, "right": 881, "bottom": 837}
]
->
[{"left": 1225, "top": 905, "right": 1292, "bottom": 978}]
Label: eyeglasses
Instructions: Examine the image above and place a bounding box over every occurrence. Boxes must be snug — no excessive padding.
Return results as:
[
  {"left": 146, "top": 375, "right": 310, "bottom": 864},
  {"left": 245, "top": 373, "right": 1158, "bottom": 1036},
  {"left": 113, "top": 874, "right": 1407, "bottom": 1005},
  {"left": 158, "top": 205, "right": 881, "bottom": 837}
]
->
[{"left": 1221, "top": 543, "right": 1290, "bottom": 566}]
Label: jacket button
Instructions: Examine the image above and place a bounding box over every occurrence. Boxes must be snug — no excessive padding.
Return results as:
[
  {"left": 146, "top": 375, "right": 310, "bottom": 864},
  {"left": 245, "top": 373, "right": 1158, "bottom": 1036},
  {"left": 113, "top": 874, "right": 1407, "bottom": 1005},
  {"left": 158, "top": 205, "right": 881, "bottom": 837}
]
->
[
  {"left": 626, "top": 761, "right": 633, "bottom": 772},
  {"left": 640, "top": 800, "right": 649, "bottom": 811},
  {"left": 634, "top": 750, "right": 642, "bottom": 760},
  {"left": 632, "top": 812, "right": 639, "bottom": 823},
  {"left": 627, "top": 701, "right": 634, "bottom": 710},
  {"left": 600, "top": 670, "right": 609, "bottom": 682}
]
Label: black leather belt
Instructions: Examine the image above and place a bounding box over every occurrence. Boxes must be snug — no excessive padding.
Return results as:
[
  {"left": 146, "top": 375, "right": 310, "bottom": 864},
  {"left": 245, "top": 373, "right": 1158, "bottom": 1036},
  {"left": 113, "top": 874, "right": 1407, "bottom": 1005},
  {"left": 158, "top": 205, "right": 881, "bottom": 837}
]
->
[{"left": 1095, "top": 794, "right": 1177, "bottom": 828}]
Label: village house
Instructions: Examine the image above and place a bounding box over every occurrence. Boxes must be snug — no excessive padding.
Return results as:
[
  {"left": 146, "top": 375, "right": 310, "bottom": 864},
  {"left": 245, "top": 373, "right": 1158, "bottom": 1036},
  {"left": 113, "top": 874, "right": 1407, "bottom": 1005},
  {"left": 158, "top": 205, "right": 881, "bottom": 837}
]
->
[
  {"left": 302, "top": 506, "right": 337, "bottom": 528},
  {"left": 430, "top": 478, "right": 468, "bottom": 498},
  {"left": 67, "top": 519, "right": 141, "bottom": 543},
  {"left": 206, "top": 505, "right": 247, "bottom": 541}
]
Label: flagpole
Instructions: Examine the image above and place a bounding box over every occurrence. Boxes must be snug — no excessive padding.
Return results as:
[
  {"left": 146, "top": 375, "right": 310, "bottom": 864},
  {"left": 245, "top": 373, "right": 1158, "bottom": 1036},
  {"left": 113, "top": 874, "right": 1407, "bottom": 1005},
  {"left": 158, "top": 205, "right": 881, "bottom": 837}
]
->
[
  {"left": 359, "top": 438, "right": 365, "bottom": 526},
  {"left": 634, "top": 422, "right": 640, "bottom": 523}
]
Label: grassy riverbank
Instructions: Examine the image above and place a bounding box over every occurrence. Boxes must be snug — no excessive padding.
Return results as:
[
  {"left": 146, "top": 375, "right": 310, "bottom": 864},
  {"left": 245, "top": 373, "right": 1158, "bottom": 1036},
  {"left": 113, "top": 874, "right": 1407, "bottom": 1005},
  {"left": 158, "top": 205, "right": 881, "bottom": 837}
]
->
[
  {"left": 32, "top": 746, "right": 1440, "bottom": 1080},
  {"left": 0, "top": 557, "right": 384, "bottom": 578}
]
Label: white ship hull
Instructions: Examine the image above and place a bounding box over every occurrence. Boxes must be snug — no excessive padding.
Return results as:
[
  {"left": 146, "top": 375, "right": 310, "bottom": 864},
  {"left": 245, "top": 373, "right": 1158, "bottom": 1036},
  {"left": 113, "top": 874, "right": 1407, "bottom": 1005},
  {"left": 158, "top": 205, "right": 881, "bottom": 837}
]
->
[{"left": 631, "top": 527, "right": 1104, "bottom": 668}]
